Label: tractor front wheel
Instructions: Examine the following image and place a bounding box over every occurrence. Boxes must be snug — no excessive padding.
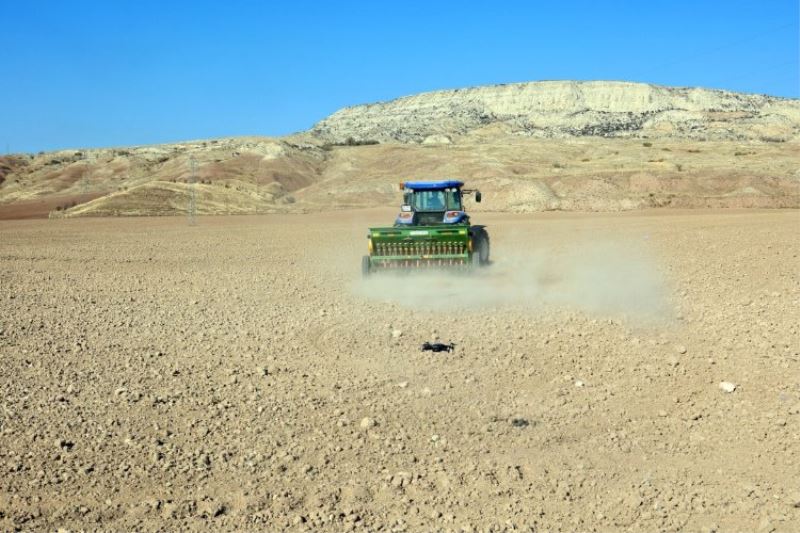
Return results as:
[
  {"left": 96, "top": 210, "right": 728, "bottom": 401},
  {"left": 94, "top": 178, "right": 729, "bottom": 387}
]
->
[{"left": 361, "top": 255, "right": 371, "bottom": 277}]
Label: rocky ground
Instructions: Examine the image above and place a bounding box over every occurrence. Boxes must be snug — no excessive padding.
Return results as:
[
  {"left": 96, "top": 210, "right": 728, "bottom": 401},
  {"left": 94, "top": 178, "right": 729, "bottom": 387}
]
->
[{"left": 1, "top": 209, "right": 798, "bottom": 532}]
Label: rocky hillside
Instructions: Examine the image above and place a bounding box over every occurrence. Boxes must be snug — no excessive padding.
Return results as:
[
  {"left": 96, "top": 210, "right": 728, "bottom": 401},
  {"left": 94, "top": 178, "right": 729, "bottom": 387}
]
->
[
  {"left": 1, "top": 81, "right": 798, "bottom": 218},
  {"left": 0, "top": 138, "right": 324, "bottom": 218},
  {"left": 312, "top": 81, "right": 800, "bottom": 144}
]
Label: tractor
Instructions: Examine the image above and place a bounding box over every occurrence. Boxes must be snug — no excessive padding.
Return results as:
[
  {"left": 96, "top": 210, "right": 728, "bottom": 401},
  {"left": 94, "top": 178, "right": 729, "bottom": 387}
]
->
[{"left": 362, "top": 180, "right": 489, "bottom": 275}]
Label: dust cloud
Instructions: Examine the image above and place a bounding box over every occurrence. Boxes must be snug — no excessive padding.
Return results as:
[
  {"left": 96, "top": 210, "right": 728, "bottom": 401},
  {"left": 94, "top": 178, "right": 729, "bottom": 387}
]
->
[{"left": 353, "top": 240, "right": 671, "bottom": 320}]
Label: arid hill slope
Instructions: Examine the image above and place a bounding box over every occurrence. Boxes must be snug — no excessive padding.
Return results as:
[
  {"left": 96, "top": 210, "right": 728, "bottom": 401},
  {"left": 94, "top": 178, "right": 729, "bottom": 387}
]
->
[
  {"left": 0, "top": 138, "right": 323, "bottom": 219},
  {"left": 1, "top": 81, "right": 798, "bottom": 218}
]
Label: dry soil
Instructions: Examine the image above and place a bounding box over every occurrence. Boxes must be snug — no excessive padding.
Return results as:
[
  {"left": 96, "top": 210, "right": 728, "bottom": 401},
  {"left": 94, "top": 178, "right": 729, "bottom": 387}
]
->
[{"left": 1, "top": 209, "right": 798, "bottom": 532}]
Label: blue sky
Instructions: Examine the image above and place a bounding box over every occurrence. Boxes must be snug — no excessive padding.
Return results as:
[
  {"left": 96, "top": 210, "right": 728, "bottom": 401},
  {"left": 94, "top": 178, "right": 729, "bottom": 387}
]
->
[{"left": 2, "top": 0, "right": 798, "bottom": 153}]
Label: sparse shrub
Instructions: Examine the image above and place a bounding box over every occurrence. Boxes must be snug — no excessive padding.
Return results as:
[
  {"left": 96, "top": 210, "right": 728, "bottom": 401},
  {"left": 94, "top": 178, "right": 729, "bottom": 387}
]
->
[
  {"left": 662, "top": 147, "right": 671, "bottom": 152},
  {"left": 642, "top": 142, "right": 653, "bottom": 147},
  {"left": 676, "top": 164, "right": 683, "bottom": 172},
  {"left": 687, "top": 149, "right": 701, "bottom": 153},
  {"left": 552, "top": 162, "right": 565, "bottom": 169},
  {"left": 581, "top": 158, "right": 590, "bottom": 162},
  {"left": 330, "top": 137, "right": 380, "bottom": 147}
]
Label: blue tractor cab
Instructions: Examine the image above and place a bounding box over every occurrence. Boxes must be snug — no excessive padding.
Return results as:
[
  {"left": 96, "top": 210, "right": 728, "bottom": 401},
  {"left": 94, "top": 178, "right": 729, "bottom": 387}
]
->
[{"left": 395, "top": 180, "right": 481, "bottom": 227}]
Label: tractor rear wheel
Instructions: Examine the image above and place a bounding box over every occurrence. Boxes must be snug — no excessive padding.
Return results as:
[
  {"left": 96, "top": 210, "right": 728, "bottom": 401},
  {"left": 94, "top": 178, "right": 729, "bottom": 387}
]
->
[
  {"left": 361, "top": 255, "right": 371, "bottom": 277},
  {"left": 472, "top": 228, "right": 491, "bottom": 266},
  {"left": 471, "top": 251, "right": 481, "bottom": 269}
]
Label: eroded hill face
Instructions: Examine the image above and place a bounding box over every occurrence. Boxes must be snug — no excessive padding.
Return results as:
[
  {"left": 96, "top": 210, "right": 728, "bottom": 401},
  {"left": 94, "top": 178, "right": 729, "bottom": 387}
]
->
[
  {"left": 312, "top": 81, "right": 800, "bottom": 144},
  {"left": 0, "top": 138, "right": 325, "bottom": 218},
  {"left": 1, "top": 81, "right": 798, "bottom": 218},
  {"left": 294, "top": 138, "right": 800, "bottom": 212}
]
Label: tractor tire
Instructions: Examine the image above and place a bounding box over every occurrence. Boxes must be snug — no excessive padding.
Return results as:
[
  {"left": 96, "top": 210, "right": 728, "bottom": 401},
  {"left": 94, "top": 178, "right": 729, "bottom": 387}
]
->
[
  {"left": 471, "top": 251, "right": 481, "bottom": 269},
  {"left": 361, "top": 255, "right": 371, "bottom": 278},
  {"left": 473, "top": 228, "right": 491, "bottom": 266}
]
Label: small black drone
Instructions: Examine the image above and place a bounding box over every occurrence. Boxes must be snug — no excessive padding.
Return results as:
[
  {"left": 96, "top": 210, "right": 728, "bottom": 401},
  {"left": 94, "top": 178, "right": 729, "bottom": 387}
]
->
[{"left": 421, "top": 342, "right": 455, "bottom": 353}]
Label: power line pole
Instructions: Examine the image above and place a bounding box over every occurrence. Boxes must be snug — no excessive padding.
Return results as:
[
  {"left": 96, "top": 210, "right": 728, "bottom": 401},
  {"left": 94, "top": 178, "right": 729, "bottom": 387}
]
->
[
  {"left": 81, "top": 154, "right": 89, "bottom": 196},
  {"left": 257, "top": 157, "right": 262, "bottom": 213},
  {"left": 188, "top": 157, "right": 197, "bottom": 226}
]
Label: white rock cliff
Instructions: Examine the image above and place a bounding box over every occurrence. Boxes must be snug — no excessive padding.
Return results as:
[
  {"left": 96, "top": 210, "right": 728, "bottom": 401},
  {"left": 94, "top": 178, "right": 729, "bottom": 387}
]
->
[{"left": 312, "top": 80, "right": 800, "bottom": 143}]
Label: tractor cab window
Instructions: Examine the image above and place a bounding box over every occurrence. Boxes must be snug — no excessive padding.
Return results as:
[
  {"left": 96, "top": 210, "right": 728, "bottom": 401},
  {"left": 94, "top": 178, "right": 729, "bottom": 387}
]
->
[
  {"left": 445, "top": 188, "right": 463, "bottom": 211},
  {"left": 410, "top": 188, "right": 462, "bottom": 212},
  {"left": 411, "top": 190, "right": 445, "bottom": 211}
]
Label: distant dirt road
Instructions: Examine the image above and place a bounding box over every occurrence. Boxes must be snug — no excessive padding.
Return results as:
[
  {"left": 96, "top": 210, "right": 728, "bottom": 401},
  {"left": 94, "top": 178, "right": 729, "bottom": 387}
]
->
[{"left": 1, "top": 209, "right": 798, "bottom": 532}]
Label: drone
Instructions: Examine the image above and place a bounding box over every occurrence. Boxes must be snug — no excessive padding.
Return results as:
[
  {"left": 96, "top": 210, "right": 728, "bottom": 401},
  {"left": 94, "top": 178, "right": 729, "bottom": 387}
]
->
[{"left": 420, "top": 342, "right": 455, "bottom": 353}]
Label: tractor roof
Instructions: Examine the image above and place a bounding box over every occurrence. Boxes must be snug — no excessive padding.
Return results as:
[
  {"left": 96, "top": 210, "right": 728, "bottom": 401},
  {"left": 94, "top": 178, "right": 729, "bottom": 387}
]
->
[{"left": 403, "top": 180, "right": 464, "bottom": 191}]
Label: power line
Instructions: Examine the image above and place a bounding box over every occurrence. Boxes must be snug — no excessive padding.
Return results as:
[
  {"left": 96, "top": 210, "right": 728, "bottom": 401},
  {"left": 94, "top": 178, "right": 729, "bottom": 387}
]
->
[
  {"left": 655, "top": 21, "right": 796, "bottom": 72},
  {"left": 722, "top": 59, "right": 799, "bottom": 87}
]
